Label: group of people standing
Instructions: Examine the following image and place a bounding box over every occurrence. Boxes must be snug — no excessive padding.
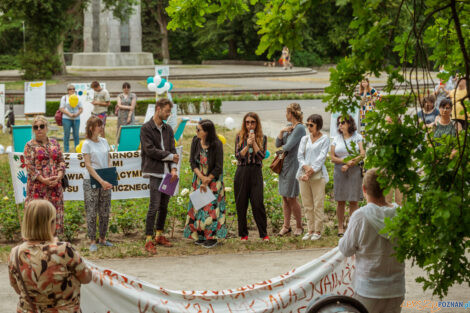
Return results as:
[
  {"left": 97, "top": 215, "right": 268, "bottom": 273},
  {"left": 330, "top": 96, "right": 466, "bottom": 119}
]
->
[{"left": 59, "top": 81, "right": 137, "bottom": 152}]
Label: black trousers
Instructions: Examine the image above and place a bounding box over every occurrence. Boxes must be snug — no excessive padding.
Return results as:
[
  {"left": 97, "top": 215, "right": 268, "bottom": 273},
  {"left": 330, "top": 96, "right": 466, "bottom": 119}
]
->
[
  {"left": 234, "top": 164, "right": 267, "bottom": 238},
  {"left": 146, "top": 176, "right": 170, "bottom": 235}
]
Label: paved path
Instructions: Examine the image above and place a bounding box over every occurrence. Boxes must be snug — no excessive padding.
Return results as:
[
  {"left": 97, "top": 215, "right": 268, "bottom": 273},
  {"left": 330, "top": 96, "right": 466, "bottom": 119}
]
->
[{"left": 0, "top": 248, "right": 468, "bottom": 312}]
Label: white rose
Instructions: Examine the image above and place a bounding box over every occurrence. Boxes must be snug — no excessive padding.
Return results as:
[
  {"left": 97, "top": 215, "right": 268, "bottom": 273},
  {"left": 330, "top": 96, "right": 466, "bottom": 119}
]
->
[{"left": 180, "top": 188, "right": 190, "bottom": 196}]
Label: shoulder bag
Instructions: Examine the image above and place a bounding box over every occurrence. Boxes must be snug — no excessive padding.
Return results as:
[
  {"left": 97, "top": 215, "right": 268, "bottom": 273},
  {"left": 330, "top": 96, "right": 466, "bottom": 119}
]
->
[
  {"left": 270, "top": 150, "right": 286, "bottom": 174},
  {"left": 15, "top": 247, "right": 38, "bottom": 313}
]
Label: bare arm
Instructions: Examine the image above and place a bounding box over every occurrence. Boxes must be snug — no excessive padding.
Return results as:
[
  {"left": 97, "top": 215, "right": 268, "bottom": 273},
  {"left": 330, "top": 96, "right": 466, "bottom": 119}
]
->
[{"left": 330, "top": 145, "right": 344, "bottom": 164}]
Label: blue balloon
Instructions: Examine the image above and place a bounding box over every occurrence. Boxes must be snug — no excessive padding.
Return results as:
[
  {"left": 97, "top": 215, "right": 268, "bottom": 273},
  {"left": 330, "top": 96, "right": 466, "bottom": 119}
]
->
[
  {"left": 78, "top": 91, "right": 83, "bottom": 96},
  {"left": 264, "top": 150, "right": 271, "bottom": 159},
  {"left": 157, "top": 78, "right": 166, "bottom": 89},
  {"left": 168, "top": 82, "right": 173, "bottom": 91},
  {"left": 147, "top": 77, "right": 154, "bottom": 84}
]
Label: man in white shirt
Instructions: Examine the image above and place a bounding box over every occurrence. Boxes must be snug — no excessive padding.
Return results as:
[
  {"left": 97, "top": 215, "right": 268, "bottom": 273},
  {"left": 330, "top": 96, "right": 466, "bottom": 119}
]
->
[{"left": 339, "top": 168, "right": 405, "bottom": 313}]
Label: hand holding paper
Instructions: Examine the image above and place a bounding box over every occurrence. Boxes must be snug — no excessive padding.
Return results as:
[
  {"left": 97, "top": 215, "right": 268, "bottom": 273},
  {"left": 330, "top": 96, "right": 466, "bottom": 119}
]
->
[{"left": 189, "top": 187, "right": 216, "bottom": 211}]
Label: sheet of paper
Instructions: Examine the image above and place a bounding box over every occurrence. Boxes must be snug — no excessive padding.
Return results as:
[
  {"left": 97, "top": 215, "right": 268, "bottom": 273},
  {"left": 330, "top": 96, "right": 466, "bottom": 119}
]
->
[{"left": 189, "top": 188, "right": 216, "bottom": 211}]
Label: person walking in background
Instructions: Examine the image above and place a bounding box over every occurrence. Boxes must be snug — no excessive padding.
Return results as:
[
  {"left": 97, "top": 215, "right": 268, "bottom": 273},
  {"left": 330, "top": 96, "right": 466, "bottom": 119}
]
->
[
  {"left": 59, "top": 84, "right": 83, "bottom": 152},
  {"left": 234, "top": 112, "right": 269, "bottom": 241},
  {"left": 276, "top": 103, "right": 306, "bottom": 237},
  {"left": 297, "top": 114, "right": 330, "bottom": 241},
  {"left": 330, "top": 115, "right": 365, "bottom": 237},
  {"left": 417, "top": 95, "right": 439, "bottom": 128},
  {"left": 90, "top": 80, "right": 110, "bottom": 137},
  {"left": 24, "top": 116, "right": 66, "bottom": 235},
  {"left": 184, "top": 120, "right": 227, "bottom": 248},
  {"left": 434, "top": 78, "right": 449, "bottom": 108},
  {"left": 8, "top": 200, "right": 92, "bottom": 313},
  {"left": 280, "top": 46, "right": 292, "bottom": 70},
  {"left": 358, "top": 78, "right": 381, "bottom": 134},
  {"left": 140, "top": 98, "right": 179, "bottom": 254},
  {"left": 339, "top": 169, "right": 405, "bottom": 313},
  {"left": 116, "top": 82, "right": 137, "bottom": 142},
  {"left": 82, "top": 116, "right": 113, "bottom": 252}
]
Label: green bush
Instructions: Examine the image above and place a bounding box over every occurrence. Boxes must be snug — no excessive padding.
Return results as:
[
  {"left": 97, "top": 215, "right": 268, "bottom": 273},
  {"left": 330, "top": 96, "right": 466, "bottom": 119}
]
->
[
  {"left": 20, "top": 49, "right": 62, "bottom": 80},
  {"left": 191, "top": 99, "right": 201, "bottom": 114},
  {"left": 0, "top": 206, "right": 21, "bottom": 241},
  {"left": 0, "top": 55, "right": 20, "bottom": 71},
  {"left": 291, "top": 50, "right": 323, "bottom": 67},
  {"left": 46, "top": 101, "right": 60, "bottom": 117},
  {"left": 209, "top": 98, "right": 222, "bottom": 113},
  {"left": 63, "top": 203, "right": 85, "bottom": 242}
]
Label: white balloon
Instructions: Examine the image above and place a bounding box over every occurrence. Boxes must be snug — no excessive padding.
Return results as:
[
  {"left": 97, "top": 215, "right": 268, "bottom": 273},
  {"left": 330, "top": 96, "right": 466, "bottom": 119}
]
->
[
  {"left": 154, "top": 75, "right": 162, "bottom": 86},
  {"left": 156, "top": 87, "right": 167, "bottom": 95},
  {"left": 0, "top": 144, "right": 4, "bottom": 154},
  {"left": 6, "top": 146, "right": 13, "bottom": 153},
  {"left": 163, "top": 82, "right": 171, "bottom": 91},
  {"left": 147, "top": 83, "right": 157, "bottom": 92},
  {"left": 224, "top": 117, "right": 235, "bottom": 129}
]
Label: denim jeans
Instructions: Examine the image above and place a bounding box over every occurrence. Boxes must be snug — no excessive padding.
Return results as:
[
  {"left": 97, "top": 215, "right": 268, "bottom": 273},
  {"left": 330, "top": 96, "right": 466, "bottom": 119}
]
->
[{"left": 63, "top": 118, "right": 80, "bottom": 152}]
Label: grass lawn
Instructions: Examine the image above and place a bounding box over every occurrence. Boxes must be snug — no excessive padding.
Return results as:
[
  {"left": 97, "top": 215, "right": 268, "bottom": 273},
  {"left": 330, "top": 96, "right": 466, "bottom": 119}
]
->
[
  {"left": 0, "top": 116, "right": 345, "bottom": 261},
  {"left": 4, "top": 80, "right": 60, "bottom": 91}
]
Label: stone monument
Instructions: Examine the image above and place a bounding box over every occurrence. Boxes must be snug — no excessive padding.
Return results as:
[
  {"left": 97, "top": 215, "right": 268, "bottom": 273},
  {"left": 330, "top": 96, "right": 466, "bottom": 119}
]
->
[{"left": 72, "top": 0, "right": 153, "bottom": 67}]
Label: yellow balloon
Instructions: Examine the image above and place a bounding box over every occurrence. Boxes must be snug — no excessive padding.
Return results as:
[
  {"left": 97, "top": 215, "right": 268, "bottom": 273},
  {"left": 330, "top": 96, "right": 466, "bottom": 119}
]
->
[
  {"left": 69, "top": 94, "right": 79, "bottom": 108},
  {"left": 75, "top": 140, "right": 84, "bottom": 153},
  {"left": 217, "top": 134, "right": 226, "bottom": 145}
]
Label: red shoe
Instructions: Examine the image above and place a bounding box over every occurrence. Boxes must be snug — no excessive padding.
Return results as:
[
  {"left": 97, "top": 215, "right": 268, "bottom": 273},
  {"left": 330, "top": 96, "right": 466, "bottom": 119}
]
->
[
  {"left": 144, "top": 241, "right": 157, "bottom": 254},
  {"left": 155, "top": 235, "right": 173, "bottom": 247},
  {"left": 263, "top": 236, "right": 270, "bottom": 242},
  {"left": 240, "top": 236, "right": 248, "bottom": 241}
]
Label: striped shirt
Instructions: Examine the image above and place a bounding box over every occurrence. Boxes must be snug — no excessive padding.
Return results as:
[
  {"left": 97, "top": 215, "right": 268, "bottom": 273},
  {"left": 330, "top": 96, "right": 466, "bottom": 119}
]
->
[{"left": 235, "top": 135, "right": 267, "bottom": 166}]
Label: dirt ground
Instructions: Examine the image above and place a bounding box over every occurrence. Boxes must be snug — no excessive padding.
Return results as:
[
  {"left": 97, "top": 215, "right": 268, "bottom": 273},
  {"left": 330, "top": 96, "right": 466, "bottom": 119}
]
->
[{"left": 0, "top": 248, "right": 468, "bottom": 312}]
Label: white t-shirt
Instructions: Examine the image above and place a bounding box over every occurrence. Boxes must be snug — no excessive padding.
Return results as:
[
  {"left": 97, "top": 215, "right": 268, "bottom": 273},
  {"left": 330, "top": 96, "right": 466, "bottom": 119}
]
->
[
  {"left": 81, "top": 137, "right": 110, "bottom": 179},
  {"left": 331, "top": 132, "right": 363, "bottom": 159},
  {"left": 60, "top": 95, "right": 83, "bottom": 120}
]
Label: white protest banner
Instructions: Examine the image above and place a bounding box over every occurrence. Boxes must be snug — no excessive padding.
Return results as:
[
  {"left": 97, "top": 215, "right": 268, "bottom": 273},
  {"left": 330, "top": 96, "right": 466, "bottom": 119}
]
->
[
  {"left": 9, "top": 147, "right": 183, "bottom": 204},
  {"left": 0, "top": 84, "right": 4, "bottom": 130},
  {"left": 24, "top": 81, "right": 46, "bottom": 114},
  {"left": 73, "top": 83, "right": 106, "bottom": 134},
  {"left": 155, "top": 65, "right": 170, "bottom": 77},
  {"left": 81, "top": 247, "right": 355, "bottom": 313}
]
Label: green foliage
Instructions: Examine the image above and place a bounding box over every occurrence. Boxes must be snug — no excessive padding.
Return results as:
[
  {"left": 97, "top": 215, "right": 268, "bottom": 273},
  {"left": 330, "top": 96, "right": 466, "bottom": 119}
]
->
[
  {"left": 291, "top": 51, "right": 323, "bottom": 68},
  {"left": 324, "top": 0, "right": 470, "bottom": 298},
  {"left": 208, "top": 98, "right": 222, "bottom": 113},
  {"left": 63, "top": 202, "right": 84, "bottom": 242},
  {"left": 0, "top": 55, "right": 20, "bottom": 71}
]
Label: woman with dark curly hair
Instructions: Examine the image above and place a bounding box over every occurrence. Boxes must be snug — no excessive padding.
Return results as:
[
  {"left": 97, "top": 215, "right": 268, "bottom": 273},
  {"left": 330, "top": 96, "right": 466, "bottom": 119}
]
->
[
  {"left": 184, "top": 119, "right": 227, "bottom": 248},
  {"left": 330, "top": 115, "right": 365, "bottom": 237}
]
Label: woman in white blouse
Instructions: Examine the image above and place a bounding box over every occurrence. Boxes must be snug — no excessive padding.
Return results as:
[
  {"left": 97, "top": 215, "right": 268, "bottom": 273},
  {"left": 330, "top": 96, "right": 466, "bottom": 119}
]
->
[
  {"left": 330, "top": 115, "right": 365, "bottom": 237},
  {"left": 297, "top": 114, "right": 330, "bottom": 241}
]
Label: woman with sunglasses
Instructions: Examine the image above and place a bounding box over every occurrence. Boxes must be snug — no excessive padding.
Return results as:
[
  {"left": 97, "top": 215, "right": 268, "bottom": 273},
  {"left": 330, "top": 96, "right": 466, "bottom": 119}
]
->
[
  {"left": 116, "top": 82, "right": 137, "bottom": 140},
  {"left": 59, "top": 84, "right": 83, "bottom": 152},
  {"left": 276, "top": 103, "right": 306, "bottom": 236},
  {"left": 183, "top": 120, "right": 226, "bottom": 248},
  {"left": 234, "top": 112, "right": 269, "bottom": 241},
  {"left": 297, "top": 114, "right": 330, "bottom": 241},
  {"left": 330, "top": 115, "right": 365, "bottom": 237},
  {"left": 24, "top": 116, "right": 66, "bottom": 235}
]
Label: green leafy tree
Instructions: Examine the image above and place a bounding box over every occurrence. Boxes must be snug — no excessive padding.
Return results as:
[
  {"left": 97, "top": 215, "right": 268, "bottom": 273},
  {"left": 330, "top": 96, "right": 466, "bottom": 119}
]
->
[
  {"left": 0, "top": 0, "right": 137, "bottom": 79},
  {"left": 166, "top": 0, "right": 470, "bottom": 298}
]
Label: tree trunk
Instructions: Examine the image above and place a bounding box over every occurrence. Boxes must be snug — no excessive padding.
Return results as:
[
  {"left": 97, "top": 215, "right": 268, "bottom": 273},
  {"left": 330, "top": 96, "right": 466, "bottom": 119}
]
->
[
  {"left": 56, "top": 40, "right": 67, "bottom": 75},
  {"left": 156, "top": 1, "right": 170, "bottom": 64},
  {"left": 228, "top": 39, "right": 238, "bottom": 59}
]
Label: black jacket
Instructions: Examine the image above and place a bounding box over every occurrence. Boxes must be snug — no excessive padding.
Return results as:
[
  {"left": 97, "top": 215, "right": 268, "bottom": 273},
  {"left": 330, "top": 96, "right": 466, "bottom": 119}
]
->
[
  {"left": 189, "top": 136, "right": 223, "bottom": 180},
  {"left": 140, "top": 119, "right": 176, "bottom": 174}
]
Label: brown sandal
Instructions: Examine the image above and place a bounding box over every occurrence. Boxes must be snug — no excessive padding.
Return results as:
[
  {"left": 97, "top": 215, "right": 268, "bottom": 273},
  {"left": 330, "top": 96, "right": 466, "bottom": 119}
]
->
[{"left": 278, "top": 227, "right": 292, "bottom": 236}]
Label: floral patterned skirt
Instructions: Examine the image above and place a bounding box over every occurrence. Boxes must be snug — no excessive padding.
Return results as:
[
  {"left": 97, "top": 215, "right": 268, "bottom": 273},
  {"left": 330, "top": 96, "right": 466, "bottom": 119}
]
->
[{"left": 183, "top": 174, "right": 227, "bottom": 240}]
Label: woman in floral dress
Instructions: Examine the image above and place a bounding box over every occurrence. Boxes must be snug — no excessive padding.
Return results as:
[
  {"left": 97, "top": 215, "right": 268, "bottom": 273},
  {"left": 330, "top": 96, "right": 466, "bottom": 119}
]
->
[
  {"left": 24, "top": 116, "right": 66, "bottom": 234},
  {"left": 8, "top": 199, "right": 91, "bottom": 313},
  {"left": 183, "top": 119, "right": 227, "bottom": 248}
]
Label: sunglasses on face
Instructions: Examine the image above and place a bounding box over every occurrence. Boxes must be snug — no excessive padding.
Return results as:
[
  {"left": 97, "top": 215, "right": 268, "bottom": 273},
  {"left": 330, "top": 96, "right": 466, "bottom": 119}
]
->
[
  {"left": 196, "top": 127, "right": 202, "bottom": 133},
  {"left": 33, "top": 124, "right": 46, "bottom": 130},
  {"left": 67, "top": 88, "right": 75, "bottom": 91},
  {"left": 306, "top": 123, "right": 315, "bottom": 128},
  {"left": 339, "top": 121, "right": 347, "bottom": 125},
  {"left": 246, "top": 120, "right": 256, "bottom": 125}
]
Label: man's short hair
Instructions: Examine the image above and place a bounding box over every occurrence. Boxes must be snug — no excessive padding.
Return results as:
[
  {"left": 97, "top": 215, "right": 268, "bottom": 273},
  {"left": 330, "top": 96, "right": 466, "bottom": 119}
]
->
[
  {"left": 363, "top": 168, "right": 385, "bottom": 199},
  {"left": 156, "top": 98, "right": 173, "bottom": 109},
  {"left": 90, "top": 81, "right": 100, "bottom": 88}
]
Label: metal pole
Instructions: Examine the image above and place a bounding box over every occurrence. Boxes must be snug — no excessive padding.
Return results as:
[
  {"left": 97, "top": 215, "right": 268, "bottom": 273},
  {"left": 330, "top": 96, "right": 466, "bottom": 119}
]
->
[{"left": 22, "top": 21, "right": 25, "bottom": 53}]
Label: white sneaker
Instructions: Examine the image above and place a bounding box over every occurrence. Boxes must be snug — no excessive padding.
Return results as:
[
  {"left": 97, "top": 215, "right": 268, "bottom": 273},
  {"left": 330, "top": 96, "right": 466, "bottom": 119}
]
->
[
  {"left": 302, "top": 233, "right": 313, "bottom": 240},
  {"left": 311, "top": 233, "right": 322, "bottom": 241}
]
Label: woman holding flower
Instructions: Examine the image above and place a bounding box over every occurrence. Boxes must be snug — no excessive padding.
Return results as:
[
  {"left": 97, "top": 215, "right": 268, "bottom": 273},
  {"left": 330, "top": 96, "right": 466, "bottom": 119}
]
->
[{"left": 183, "top": 120, "right": 227, "bottom": 248}]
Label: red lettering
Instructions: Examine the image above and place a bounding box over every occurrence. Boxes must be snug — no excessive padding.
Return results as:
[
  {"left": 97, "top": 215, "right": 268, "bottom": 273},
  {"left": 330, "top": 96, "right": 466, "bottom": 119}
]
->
[{"left": 138, "top": 299, "right": 149, "bottom": 313}]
